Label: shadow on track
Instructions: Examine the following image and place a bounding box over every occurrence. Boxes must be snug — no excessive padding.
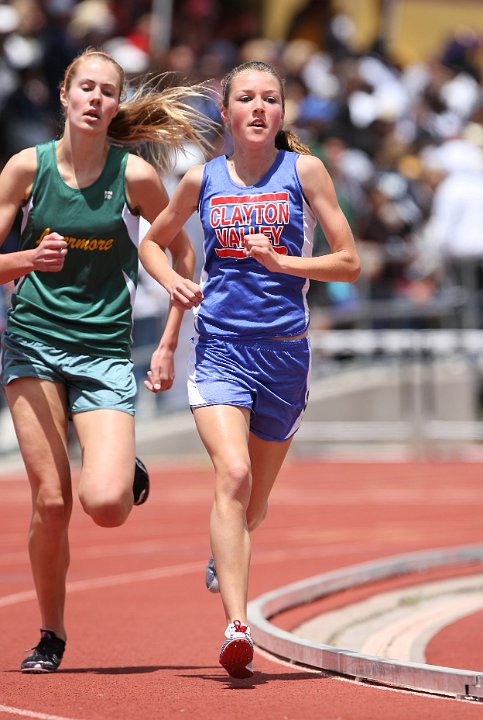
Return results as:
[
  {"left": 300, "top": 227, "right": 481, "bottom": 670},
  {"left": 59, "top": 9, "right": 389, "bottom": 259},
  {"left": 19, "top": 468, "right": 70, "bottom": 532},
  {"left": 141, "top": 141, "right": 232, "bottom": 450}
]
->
[
  {"left": 6, "top": 665, "right": 218, "bottom": 675},
  {"left": 181, "top": 669, "right": 326, "bottom": 688}
]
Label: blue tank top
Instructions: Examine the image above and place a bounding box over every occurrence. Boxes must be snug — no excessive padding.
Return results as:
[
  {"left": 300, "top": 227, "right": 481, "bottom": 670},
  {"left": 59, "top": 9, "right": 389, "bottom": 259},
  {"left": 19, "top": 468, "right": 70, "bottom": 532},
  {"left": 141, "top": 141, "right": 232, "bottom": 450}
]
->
[{"left": 196, "top": 150, "right": 316, "bottom": 338}]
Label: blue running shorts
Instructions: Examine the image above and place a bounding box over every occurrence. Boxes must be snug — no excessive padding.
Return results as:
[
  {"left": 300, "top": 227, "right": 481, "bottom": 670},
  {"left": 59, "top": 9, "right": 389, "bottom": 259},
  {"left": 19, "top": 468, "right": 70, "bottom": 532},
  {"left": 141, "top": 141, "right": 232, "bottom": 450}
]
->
[
  {"left": 188, "top": 334, "right": 311, "bottom": 442},
  {"left": 1, "top": 331, "right": 136, "bottom": 415}
]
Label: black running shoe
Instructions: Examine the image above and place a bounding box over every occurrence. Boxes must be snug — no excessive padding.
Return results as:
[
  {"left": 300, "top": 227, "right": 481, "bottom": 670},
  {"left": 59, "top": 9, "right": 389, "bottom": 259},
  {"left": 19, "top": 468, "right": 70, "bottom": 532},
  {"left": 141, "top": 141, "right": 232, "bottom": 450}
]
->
[
  {"left": 21, "top": 629, "right": 65, "bottom": 673},
  {"left": 133, "top": 456, "right": 150, "bottom": 505}
]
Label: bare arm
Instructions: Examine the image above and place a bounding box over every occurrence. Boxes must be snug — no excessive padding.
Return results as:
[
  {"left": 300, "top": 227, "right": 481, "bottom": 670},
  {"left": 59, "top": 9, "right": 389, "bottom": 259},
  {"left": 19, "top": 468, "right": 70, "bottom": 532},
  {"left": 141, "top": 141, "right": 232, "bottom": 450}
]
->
[
  {"left": 126, "top": 153, "right": 199, "bottom": 306},
  {"left": 128, "top": 157, "right": 203, "bottom": 392},
  {"left": 139, "top": 164, "right": 205, "bottom": 310},
  {"left": 0, "top": 148, "right": 68, "bottom": 284},
  {"left": 245, "top": 154, "right": 361, "bottom": 282},
  {"left": 143, "top": 231, "right": 198, "bottom": 393}
]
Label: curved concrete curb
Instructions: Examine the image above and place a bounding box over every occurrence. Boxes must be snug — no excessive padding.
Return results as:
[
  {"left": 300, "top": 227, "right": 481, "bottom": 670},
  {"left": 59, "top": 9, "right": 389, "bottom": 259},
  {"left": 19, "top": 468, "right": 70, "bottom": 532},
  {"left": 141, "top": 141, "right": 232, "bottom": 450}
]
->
[
  {"left": 294, "top": 572, "right": 483, "bottom": 664},
  {"left": 247, "top": 544, "right": 483, "bottom": 699}
]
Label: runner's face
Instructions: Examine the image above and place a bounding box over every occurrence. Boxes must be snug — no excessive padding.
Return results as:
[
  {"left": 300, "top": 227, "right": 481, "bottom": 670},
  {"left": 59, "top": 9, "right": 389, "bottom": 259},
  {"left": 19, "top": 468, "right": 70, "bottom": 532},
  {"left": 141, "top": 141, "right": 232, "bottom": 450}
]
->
[
  {"left": 222, "top": 70, "right": 284, "bottom": 146},
  {"left": 61, "top": 58, "right": 121, "bottom": 136}
]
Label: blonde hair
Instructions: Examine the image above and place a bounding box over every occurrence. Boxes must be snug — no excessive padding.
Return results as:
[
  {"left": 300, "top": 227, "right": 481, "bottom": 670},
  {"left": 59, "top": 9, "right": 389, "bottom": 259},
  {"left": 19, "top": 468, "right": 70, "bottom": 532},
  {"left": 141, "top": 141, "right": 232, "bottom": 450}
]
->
[
  {"left": 61, "top": 48, "right": 218, "bottom": 171},
  {"left": 221, "top": 60, "right": 313, "bottom": 156}
]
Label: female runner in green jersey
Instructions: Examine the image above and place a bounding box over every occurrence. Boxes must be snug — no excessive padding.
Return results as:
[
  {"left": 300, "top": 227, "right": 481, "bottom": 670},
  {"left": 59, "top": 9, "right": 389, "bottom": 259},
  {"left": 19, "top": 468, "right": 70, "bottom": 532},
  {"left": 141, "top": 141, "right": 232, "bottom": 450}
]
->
[{"left": 0, "top": 48, "right": 209, "bottom": 672}]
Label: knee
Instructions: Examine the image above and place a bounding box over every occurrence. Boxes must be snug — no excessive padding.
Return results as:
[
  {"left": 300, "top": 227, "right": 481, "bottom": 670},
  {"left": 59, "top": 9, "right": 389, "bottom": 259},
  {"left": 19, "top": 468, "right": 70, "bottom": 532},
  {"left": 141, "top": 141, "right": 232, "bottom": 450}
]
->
[
  {"left": 216, "top": 461, "right": 251, "bottom": 506},
  {"left": 79, "top": 489, "right": 131, "bottom": 528},
  {"left": 33, "top": 495, "right": 71, "bottom": 532}
]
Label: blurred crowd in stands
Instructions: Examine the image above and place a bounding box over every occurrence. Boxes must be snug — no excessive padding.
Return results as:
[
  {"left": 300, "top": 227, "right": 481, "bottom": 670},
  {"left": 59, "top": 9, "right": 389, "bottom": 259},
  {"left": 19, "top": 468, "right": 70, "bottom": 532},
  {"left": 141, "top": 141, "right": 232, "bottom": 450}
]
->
[{"left": 1, "top": 0, "right": 483, "bottom": 386}]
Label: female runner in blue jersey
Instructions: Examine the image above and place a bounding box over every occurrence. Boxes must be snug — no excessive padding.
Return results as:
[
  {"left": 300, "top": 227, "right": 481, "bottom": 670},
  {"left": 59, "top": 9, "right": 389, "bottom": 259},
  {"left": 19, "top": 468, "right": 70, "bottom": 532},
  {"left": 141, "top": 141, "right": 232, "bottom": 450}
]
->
[
  {"left": 140, "top": 60, "right": 360, "bottom": 679},
  {"left": 0, "top": 48, "right": 212, "bottom": 673}
]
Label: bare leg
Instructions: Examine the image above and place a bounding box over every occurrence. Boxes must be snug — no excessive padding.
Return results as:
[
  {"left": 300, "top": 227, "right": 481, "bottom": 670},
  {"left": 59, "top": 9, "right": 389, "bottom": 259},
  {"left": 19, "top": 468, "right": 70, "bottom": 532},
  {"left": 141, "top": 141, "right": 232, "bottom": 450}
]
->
[
  {"left": 73, "top": 409, "right": 136, "bottom": 527},
  {"left": 6, "top": 378, "right": 72, "bottom": 641},
  {"left": 246, "top": 432, "right": 292, "bottom": 531},
  {"left": 193, "top": 404, "right": 252, "bottom": 624},
  {"left": 193, "top": 406, "right": 292, "bottom": 625}
]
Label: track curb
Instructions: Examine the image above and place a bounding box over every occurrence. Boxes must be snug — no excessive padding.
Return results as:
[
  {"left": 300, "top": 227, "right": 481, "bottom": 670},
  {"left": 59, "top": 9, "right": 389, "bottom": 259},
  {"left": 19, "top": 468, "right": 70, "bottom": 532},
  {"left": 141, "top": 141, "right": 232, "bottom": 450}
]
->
[{"left": 248, "top": 544, "right": 483, "bottom": 699}]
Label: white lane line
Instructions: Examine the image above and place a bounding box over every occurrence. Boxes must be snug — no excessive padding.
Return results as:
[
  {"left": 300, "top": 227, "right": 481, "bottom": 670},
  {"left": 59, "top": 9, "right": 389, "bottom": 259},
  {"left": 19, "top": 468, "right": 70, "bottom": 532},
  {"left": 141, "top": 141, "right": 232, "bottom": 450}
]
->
[
  {"left": 0, "top": 544, "right": 379, "bottom": 609},
  {"left": 0, "top": 705, "right": 83, "bottom": 720},
  {"left": 0, "top": 560, "right": 203, "bottom": 608},
  {"left": 254, "top": 646, "right": 322, "bottom": 674}
]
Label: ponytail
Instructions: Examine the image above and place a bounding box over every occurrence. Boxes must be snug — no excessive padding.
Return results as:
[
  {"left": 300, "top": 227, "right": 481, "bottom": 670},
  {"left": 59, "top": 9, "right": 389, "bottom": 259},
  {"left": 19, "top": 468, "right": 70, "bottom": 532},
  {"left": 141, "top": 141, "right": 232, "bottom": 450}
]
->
[{"left": 275, "top": 129, "right": 312, "bottom": 155}]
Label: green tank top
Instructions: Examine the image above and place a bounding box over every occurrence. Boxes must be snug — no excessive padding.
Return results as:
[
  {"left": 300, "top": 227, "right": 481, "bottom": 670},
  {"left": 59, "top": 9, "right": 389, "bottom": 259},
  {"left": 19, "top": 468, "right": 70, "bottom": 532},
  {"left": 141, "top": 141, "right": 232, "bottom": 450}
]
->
[{"left": 8, "top": 140, "right": 141, "bottom": 358}]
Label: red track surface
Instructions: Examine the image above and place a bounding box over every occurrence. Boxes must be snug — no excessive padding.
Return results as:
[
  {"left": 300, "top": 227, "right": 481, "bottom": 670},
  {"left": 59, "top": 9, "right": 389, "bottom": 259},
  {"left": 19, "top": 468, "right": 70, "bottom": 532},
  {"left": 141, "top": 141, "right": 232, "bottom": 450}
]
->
[{"left": 2, "top": 458, "right": 483, "bottom": 719}]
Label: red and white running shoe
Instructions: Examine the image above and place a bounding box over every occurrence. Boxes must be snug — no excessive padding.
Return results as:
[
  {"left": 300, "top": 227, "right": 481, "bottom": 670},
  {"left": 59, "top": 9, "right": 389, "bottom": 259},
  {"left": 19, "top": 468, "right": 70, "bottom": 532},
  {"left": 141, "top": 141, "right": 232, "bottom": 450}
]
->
[{"left": 219, "top": 619, "right": 254, "bottom": 678}]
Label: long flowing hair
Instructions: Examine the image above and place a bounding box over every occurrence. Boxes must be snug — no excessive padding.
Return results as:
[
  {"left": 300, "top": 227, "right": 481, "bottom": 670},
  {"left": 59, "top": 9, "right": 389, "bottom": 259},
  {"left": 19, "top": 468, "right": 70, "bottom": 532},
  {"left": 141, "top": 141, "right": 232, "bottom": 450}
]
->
[{"left": 61, "top": 48, "right": 219, "bottom": 171}]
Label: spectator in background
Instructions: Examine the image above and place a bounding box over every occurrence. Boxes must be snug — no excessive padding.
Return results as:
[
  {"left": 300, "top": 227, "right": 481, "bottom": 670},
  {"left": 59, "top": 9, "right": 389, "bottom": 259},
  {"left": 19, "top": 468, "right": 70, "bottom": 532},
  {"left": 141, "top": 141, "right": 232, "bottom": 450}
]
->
[
  {"left": 0, "top": 0, "right": 482, "bottom": 331},
  {"left": 420, "top": 137, "right": 483, "bottom": 327},
  {"left": 357, "top": 171, "right": 423, "bottom": 304},
  {"left": 422, "top": 138, "right": 483, "bottom": 260}
]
